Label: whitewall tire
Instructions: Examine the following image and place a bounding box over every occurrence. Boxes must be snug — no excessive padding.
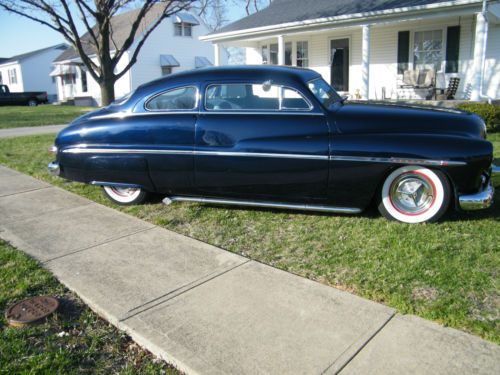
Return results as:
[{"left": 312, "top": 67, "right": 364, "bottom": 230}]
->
[
  {"left": 378, "top": 166, "right": 451, "bottom": 223},
  {"left": 102, "top": 186, "right": 147, "bottom": 205}
]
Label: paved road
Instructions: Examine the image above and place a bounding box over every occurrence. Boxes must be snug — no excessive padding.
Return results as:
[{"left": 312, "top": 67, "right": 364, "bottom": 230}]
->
[
  {"left": 0, "top": 124, "right": 66, "bottom": 138},
  {"left": 0, "top": 165, "right": 499, "bottom": 374}
]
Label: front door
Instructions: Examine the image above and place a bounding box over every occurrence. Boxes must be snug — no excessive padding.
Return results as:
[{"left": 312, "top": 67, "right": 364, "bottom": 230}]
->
[
  {"left": 330, "top": 38, "right": 349, "bottom": 92},
  {"left": 194, "top": 82, "right": 330, "bottom": 202}
]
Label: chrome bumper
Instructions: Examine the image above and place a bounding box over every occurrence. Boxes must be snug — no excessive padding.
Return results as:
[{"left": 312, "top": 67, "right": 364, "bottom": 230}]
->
[
  {"left": 458, "top": 164, "right": 498, "bottom": 211},
  {"left": 48, "top": 161, "right": 60, "bottom": 177},
  {"left": 492, "top": 164, "right": 500, "bottom": 189}
]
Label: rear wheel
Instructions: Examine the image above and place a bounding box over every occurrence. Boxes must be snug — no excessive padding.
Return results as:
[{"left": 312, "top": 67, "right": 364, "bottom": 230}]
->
[
  {"left": 27, "top": 99, "right": 38, "bottom": 107},
  {"left": 102, "top": 186, "right": 147, "bottom": 205},
  {"left": 378, "top": 166, "right": 451, "bottom": 223}
]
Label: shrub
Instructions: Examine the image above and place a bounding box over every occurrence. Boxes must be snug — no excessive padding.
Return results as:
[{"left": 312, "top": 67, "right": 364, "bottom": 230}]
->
[{"left": 456, "top": 103, "right": 500, "bottom": 133}]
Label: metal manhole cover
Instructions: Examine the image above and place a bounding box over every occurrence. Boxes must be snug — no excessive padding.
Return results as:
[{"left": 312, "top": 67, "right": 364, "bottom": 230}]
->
[{"left": 5, "top": 296, "right": 59, "bottom": 327}]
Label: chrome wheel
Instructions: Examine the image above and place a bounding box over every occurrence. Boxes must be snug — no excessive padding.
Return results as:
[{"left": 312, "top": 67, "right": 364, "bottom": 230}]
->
[
  {"left": 389, "top": 172, "right": 435, "bottom": 215},
  {"left": 378, "top": 166, "right": 451, "bottom": 223},
  {"left": 28, "top": 99, "right": 37, "bottom": 107},
  {"left": 102, "top": 186, "right": 146, "bottom": 205}
]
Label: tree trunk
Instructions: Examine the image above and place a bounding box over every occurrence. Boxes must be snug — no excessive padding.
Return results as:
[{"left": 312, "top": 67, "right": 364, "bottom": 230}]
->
[{"left": 100, "top": 79, "right": 115, "bottom": 106}]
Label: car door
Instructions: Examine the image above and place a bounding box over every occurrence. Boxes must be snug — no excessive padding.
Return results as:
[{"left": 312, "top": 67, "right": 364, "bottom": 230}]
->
[
  {"left": 194, "top": 81, "right": 330, "bottom": 202},
  {"left": 136, "top": 85, "right": 199, "bottom": 195}
]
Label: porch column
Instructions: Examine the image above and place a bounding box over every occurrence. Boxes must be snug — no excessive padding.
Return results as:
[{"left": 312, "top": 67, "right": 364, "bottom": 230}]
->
[
  {"left": 278, "top": 35, "right": 285, "bottom": 65},
  {"left": 361, "top": 25, "right": 371, "bottom": 100},
  {"left": 471, "top": 8, "right": 488, "bottom": 101},
  {"left": 214, "top": 43, "right": 220, "bottom": 66}
]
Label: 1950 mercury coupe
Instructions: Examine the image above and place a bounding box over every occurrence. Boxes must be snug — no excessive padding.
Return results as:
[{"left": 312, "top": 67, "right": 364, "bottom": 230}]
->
[{"left": 48, "top": 66, "right": 498, "bottom": 223}]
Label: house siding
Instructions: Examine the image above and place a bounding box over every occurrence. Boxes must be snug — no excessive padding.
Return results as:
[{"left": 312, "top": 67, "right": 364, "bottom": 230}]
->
[{"left": 130, "top": 18, "right": 213, "bottom": 90}]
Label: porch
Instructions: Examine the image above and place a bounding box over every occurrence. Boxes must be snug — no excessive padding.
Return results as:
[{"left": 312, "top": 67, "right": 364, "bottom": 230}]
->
[{"left": 209, "top": 6, "right": 500, "bottom": 102}]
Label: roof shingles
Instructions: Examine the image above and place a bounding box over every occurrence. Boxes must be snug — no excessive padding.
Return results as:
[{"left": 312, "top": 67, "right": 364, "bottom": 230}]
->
[{"left": 215, "top": 0, "right": 471, "bottom": 34}]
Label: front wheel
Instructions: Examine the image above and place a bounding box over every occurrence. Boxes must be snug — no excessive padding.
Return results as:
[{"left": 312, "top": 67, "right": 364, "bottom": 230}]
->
[
  {"left": 102, "top": 186, "right": 147, "bottom": 205},
  {"left": 378, "top": 166, "right": 451, "bottom": 223}
]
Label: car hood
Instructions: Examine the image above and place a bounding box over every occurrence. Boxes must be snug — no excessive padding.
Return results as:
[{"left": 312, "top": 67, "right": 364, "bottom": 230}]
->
[{"left": 333, "top": 103, "right": 486, "bottom": 139}]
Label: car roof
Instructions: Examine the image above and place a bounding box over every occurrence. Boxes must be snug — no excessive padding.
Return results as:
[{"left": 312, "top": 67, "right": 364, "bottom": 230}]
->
[{"left": 138, "top": 65, "right": 322, "bottom": 92}]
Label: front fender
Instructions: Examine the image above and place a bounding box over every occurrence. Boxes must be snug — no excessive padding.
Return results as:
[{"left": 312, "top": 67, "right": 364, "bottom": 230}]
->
[{"left": 328, "top": 133, "right": 493, "bottom": 208}]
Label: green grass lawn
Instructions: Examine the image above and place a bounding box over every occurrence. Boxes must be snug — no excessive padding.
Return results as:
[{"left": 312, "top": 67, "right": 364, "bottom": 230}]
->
[
  {"left": 0, "top": 240, "right": 179, "bottom": 374},
  {"left": 0, "top": 133, "right": 498, "bottom": 344},
  {"left": 0, "top": 105, "right": 94, "bottom": 129}
]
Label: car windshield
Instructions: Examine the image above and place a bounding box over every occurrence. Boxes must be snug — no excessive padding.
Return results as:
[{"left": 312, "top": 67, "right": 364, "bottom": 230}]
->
[{"left": 307, "top": 78, "right": 342, "bottom": 108}]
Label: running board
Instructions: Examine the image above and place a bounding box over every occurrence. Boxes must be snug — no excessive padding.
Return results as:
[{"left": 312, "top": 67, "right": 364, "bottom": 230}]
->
[{"left": 162, "top": 196, "right": 362, "bottom": 214}]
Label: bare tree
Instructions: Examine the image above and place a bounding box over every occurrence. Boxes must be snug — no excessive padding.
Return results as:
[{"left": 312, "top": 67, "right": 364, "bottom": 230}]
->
[
  {"left": 241, "top": 0, "right": 272, "bottom": 15},
  {"left": 0, "top": 1, "right": 195, "bottom": 105}
]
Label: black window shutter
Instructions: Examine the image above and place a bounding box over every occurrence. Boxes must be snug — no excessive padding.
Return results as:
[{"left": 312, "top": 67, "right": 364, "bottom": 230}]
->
[
  {"left": 445, "top": 26, "right": 460, "bottom": 73},
  {"left": 397, "top": 31, "right": 410, "bottom": 74}
]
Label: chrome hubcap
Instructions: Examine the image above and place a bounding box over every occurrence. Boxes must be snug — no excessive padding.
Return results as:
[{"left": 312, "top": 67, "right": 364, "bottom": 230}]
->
[
  {"left": 390, "top": 173, "right": 435, "bottom": 215},
  {"left": 110, "top": 187, "right": 139, "bottom": 197}
]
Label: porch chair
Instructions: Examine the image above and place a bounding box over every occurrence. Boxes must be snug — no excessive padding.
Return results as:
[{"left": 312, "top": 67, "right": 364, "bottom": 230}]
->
[{"left": 445, "top": 77, "right": 460, "bottom": 99}]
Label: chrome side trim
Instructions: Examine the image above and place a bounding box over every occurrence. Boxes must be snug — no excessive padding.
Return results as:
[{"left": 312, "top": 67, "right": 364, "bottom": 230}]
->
[
  {"left": 330, "top": 155, "right": 467, "bottom": 166},
  {"left": 458, "top": 181, "right": 494, "bottom": 210},
  {"left": 91, "top": 111, "right": 324, "bottom": 120},
  {"left": 164, "top": 196, "right": 362, "bottom": 214},
  {"left": 62, "top": 147, "right": 193, "bottom": 156},
  {"left": 47, "top": 161, "right": 60, "bottom": 176},
  {"left": 62, "top": 146, "right": 329, "bottom": 160}
]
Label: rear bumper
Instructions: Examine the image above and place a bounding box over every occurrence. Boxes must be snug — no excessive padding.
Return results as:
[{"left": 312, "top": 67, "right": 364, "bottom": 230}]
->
[{"left": 458, "top": 164, "right": 497, "bottom": 211}]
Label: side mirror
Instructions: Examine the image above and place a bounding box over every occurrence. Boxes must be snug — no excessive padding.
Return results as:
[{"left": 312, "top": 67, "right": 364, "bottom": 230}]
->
[
  {"left": 262, "top": 80, "right": 272, "bottom": 92},
  {"left": 340, "top": 95, "right": 349, "bottom": 103}
]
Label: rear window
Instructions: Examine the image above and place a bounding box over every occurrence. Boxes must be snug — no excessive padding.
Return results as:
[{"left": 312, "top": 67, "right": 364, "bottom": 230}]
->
[
  {"left": 205, "top": 83, "right": 311, "bottom": 111},
  {"left": 146, "top": 86, "right": 198, "bottom": 111}
]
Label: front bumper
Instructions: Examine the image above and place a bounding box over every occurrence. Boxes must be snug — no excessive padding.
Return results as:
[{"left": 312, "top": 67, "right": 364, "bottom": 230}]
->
[
  {"left": 458, "top": 164, "right": 498, "bottom": 210},
  {"left": 48, "top": 161, "right": 60, "bottom": 176}
]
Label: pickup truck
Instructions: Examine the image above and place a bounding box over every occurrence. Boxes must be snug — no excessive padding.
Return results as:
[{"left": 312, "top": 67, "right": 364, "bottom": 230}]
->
[{"left": 0, "top": 84, "right": 48, "bottom": 106}]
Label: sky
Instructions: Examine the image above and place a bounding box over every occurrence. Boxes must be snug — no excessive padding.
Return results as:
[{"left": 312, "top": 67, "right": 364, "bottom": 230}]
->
[{"left": 0, "top": 4, "right": 246, "bottom": 58}]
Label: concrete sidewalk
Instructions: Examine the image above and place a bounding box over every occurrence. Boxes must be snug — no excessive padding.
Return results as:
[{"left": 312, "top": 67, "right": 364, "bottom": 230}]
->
[
  {"left": 0, "top": 165, "right": 498, "bottom": 374},
  {"left": 0, "top": 124, "right": 66, "bottom": 138}
]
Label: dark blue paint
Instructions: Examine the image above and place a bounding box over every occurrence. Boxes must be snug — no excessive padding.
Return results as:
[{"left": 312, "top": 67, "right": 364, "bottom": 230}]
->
[{"left": 53, "top": 66, "right": 494, "bottom": 211}]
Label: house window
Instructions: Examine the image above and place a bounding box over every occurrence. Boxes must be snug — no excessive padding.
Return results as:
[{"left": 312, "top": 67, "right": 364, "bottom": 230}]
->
[
  {"left": 174, "top": 23, "right": 182, "bottom": 36},
  {"left": 285, "top": 42, "right": 292, "bottom": 66},
  {"left": 184, "top": 23, "right": 192, "bottom": 37},
  {"left": 81, "top": 69, "right": 88, "bottom": 92},
  {"left": 161, "top": 66, "right": 172, "bottom": 76},
  {"left": 296, "top": 41, "right": 309, "bottom": 67},
  {"left": 413, "top": 30, "right": 443, "bottom": 71},
  {"left": 8, "top": 68, "right": 17, "bottom": 84},
  {"left": 174, "top": 22, "right": 192, "bottom": 37},
  {"left": 270, "top": 43, "right": 278, "bottom": 65},
  {"left": 262, "top": 45, "right": 269, "bottom": 64}
]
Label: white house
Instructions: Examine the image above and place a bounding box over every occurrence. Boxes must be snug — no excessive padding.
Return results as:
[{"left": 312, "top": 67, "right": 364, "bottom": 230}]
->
[
  {"left": 0, "top": 44, "right": 68, "bottom": 102},
  {"left": 202, "top": 0, "right": 500, "bottom": 101},
  {"left": 52, "top": 8, "right": 216, "bottom": 106}
]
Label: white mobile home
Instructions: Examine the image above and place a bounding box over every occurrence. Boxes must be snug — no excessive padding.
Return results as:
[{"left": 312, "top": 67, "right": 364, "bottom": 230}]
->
[
  {"left": 203, "top": 0, "right": 500, "bottom": 101},
  {"left": 52, "top": 8, "right": 215, "bottom": 106}
]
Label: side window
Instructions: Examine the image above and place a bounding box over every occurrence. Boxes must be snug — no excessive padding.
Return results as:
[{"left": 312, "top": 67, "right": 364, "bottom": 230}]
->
[
  {"left": 146, "top": 86, "right": 197, "bottom": 111},
  {"left": 205, "top": 83, "right": 311, "bottom": 111}
]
